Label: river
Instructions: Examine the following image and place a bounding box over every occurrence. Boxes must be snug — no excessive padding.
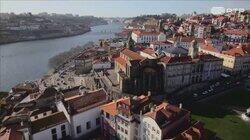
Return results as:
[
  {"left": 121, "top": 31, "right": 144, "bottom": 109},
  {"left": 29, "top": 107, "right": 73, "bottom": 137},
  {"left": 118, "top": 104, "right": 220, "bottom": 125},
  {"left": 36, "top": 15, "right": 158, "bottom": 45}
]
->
[{"left": 0, "top": 23, "right": 122, "bottom": 91}]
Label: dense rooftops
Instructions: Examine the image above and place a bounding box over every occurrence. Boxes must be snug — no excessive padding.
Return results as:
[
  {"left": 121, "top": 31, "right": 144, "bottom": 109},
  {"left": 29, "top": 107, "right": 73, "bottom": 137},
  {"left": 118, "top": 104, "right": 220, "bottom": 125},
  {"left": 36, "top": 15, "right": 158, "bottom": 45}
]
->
[
  {"left": 160, "top": 53, "right": 221, "bottom": 64},
  {"left": 121, "top": 48, "right": 144, "bottom": 60},
  {"left": 222, "top": 44, "right": 250, "bottom": 56},
  {"left": 224, "top": 29, "right": 248, "bottom": 36},
  {"left": 132, "top": 30, "right": 161, "bottom": 37},
  {"left": 145, "top": 103, "right": 189, "bottom": 129},
  {"left": 201, "top": 43, "right": 220, "bottom": 53}
]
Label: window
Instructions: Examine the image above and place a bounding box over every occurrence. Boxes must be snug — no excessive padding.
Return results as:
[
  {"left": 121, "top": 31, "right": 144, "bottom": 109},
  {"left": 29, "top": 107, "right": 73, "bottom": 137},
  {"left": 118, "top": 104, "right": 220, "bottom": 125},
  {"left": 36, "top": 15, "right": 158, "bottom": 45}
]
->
[
  {"left": 43, "top": 112, "right": 47, "bottom": 116},
  {"left": 61, "top": 125, "right": 65, "bottom": 130},
  {"left": 86, "top": 121, "right": 91, "bottom": 130},
  {"left": 96, "top": 117, "right": 100, "bottom": 126},
  {"left": 34, "top": 116, "right": 38, "bottom": 119},
  {"left": 125, "top": 129, "right": 128, "bottom": 134},
  {"left": 61, "top": 125, "right": 67, "bottom": 137},
  {"left": 118, "top": 125, "right": 120, "bottom": 130},
  {"left": 51, "top": 128, "right": 57, "bottom": 140},
  {"left": 106, "top": 113, "right": 110, "bottom": 119},
  {"left": 51, "top": 128, "right": 56, "bottom": 134},
  {"left": 76, "top": 125, "right": 81, "bottom": 134}
]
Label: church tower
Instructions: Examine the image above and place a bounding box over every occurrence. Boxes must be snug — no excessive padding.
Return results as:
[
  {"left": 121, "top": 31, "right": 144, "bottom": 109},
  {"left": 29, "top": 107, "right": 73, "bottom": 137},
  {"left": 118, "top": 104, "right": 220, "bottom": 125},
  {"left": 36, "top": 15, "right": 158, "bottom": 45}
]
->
[{"left": 188, "top": 40, "right": 199, "bottom": 58}]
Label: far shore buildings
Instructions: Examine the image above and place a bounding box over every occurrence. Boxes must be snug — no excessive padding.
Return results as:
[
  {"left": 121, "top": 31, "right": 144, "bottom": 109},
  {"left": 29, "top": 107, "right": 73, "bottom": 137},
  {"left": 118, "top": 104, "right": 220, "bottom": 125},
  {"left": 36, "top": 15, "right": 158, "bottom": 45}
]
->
[{"left": 100, "top": 95, "right": 206, "bottom": 140}]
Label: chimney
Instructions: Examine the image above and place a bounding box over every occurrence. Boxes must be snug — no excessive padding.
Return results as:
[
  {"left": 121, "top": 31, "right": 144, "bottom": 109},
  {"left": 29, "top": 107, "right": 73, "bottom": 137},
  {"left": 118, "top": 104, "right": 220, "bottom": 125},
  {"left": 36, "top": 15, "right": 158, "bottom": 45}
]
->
[
  {"left": 147, "top": 91, "right": 151, "bottom": 97},
  {"left": 179, "top": 103, "right": 182, "bottom": 109},
  {"left": 150, "top": 106, "right": 155, "bottom": 112}
]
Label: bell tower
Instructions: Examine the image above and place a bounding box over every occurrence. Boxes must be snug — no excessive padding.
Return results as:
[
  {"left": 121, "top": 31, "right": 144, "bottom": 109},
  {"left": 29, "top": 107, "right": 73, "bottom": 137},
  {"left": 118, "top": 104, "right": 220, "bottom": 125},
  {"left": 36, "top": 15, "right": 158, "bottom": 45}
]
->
[{"left": 188, "top": 40, "right": 199, "bottom": 58}]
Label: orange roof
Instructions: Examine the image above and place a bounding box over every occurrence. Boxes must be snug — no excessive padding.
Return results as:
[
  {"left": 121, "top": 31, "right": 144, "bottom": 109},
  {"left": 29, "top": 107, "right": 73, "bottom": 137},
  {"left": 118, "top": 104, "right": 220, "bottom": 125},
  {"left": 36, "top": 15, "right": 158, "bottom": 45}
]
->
[
  {"left": 160, "top": 56, "right": 193, "bottom": 64},
  {"left": 100, "top": 98, "right": 129, "bottom": 116},
  {"left": 115, "top": 56, "right": 126, "bottom": 67},
  {"left": 201, "top": 43, "right": 220, "bottom": 53},
  {"left": 100, "top": 101, "right": 118, "bottom": 116},
  {"left": 121, "top": 48, "right": 144, "bottom": 60},
  {"left": 141, "top": 48, "right": 156, "bottom": 55},
  {"left": 145, "top": 103, "right": 189, "bottom": 128},
  {"left": 132, "top": 30, "right": 160, "bottom": 37},
  {"left": 224, "top": 29, "right": 248, "bottom": 36},
  {"left": 223, "top": 44, "right": 250, "bottom": 56}
]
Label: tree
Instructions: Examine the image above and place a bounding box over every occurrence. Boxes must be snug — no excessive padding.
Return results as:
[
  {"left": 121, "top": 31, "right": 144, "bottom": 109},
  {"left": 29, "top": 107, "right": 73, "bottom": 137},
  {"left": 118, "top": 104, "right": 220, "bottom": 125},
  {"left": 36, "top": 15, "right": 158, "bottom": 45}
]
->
[
  {"left": 100, "top": 41, "right": 103, "bottom": 47},
  {"left": 127, "top": 36, "right": 135, "bottom": 51}
]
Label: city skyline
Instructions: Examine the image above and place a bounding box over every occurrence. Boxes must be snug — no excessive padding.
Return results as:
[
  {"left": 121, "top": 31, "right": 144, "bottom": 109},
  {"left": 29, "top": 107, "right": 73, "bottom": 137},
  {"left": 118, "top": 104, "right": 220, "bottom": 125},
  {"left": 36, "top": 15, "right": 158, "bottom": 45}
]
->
[{"left": 1, "top": 0, "right": 249, "bottom": 17}]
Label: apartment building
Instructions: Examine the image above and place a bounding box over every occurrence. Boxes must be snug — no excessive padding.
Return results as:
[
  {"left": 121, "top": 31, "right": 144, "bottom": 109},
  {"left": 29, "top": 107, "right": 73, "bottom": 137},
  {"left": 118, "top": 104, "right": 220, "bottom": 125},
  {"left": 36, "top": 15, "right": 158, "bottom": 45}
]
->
[
  {"left": 131, "top": 30, "right": 166, "bottom": 43},
  {"left": 224, "top": 29, "right": 248, "bottom": 44},
  {"left": 56, "top": 88, "right": 108, "bottom": 139},
  {"left": 100, "top": 95, "right": 204, "bottom": 140},
  {"left": 160, "top": 40, "right": 223, "bottom": 93},
  {"left": 200, "top": 43, "right": 250, "bottom": 75}
]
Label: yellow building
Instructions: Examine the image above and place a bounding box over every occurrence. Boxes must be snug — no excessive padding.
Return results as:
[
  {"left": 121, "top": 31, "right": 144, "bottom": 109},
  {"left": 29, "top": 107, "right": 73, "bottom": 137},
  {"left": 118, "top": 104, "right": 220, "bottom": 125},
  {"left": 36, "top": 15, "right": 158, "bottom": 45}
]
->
[{"left": 200, "top": 43, "right": 250, "bottom": 75}]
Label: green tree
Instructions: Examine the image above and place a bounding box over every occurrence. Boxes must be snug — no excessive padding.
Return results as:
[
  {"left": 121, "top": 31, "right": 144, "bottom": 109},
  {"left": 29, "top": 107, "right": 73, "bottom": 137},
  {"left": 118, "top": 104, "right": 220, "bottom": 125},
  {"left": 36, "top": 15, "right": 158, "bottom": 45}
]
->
[
  {"left": 100, "top": 41, "right": 103, "bottom": 47},
  {"left": 127, "top": 36, "right": 135, "bottom": 51}
]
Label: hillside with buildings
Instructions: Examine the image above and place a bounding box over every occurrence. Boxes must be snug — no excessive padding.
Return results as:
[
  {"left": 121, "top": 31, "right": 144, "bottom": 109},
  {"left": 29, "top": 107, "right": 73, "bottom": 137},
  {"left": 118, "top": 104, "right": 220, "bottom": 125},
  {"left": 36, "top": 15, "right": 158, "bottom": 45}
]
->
[
  {"left": 0, "top": 13, "right": 107, "bottom": 44},
  {"left": 0, "top": 10, "right": 250, "bottom": 140}
]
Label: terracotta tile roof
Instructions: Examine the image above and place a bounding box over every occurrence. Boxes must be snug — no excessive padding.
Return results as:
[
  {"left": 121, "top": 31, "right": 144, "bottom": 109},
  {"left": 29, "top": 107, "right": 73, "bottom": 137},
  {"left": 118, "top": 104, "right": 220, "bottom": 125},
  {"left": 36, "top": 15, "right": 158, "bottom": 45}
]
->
[
  {"left": 115, "top": 56, "right": 127, "bottom": 67},
  {"left": 66, "top": 89, "right": 107, "bottom": 114},
  {"left": 160, "top": 56, "right": 193, "bottom": 64},
  {"left": 100, "top": 98, "right": 127, "bottom": 116},
  {"left": 174, "top": 121, "right": 206, "bottom": 140},
  {"left": 195, "top": 53, "right": 222, "bottom": 61},
  {"left": 201, "top": 43, "right": 220, "bottom": 53},
  {"left": 145, "top": 103, "right": 189, "bottom": 129},
  {"left": 116, "top": 95, "right": 161, "bottom": 115},
  {"left": 222, "top": 44, "right": 250, "bottom": 56},
  {"left": 61, "top": 86, "right": 81, "bottom": 99},
  {"left": 141, "top": 48, "right": 156, "bottom": 55},
  {"left": 31, "top": 112, "right": 67, "bottom": 134},
  {"left": 132, "top": 30, "right": 160, "bottom": 37},
  {"left": 224, "top": 29, "right": 248, "bottom": 36},
  {"left": 121, "top": 48, "right": 144, "bottom": 60}
]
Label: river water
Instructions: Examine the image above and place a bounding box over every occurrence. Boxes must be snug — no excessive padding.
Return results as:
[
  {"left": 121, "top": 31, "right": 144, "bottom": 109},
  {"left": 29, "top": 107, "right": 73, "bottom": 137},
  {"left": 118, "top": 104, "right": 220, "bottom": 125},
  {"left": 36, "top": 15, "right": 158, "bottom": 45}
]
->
[{"left": 0, "top": 23, "right": 122, "bottom": 91}]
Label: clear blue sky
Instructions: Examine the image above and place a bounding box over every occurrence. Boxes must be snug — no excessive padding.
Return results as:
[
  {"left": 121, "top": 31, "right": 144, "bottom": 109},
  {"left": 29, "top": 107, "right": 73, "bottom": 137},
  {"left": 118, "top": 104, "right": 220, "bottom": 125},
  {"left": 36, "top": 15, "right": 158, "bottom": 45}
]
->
[{"left": 1, "top": 0, "right": 249, "bottom": 17}]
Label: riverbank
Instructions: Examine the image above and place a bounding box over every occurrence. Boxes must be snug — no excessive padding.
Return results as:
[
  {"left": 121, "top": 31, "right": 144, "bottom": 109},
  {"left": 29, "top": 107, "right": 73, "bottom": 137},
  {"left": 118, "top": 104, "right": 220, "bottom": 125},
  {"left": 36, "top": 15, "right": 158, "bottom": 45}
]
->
[
  {"left": 0, "top": 28, "right": 91, "bottom": 45},
  {"left": 0, "top": 23, "right": 122, "bottom": 91}
]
